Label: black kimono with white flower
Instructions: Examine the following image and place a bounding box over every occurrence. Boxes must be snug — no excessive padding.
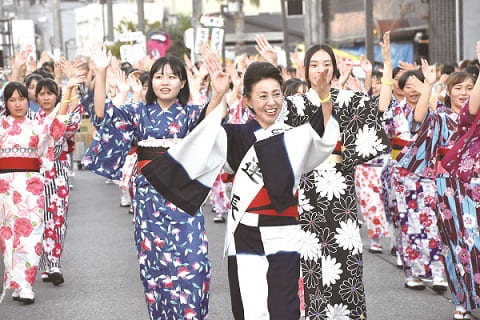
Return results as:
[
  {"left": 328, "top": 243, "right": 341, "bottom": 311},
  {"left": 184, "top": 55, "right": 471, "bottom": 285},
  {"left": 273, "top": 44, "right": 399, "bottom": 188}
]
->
[{"left": 284, "top": 88, "right": 389, "bottom": 320}]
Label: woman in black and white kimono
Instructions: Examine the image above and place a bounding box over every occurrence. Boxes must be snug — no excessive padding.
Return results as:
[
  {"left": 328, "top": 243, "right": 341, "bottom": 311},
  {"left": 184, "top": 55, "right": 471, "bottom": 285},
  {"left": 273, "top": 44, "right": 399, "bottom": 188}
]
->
[
  {"left": 277, "top": 34, "right": 393, "bottom": 319},
  {"left": 143, "top": 61, "right": 340, "bottom": 320}
]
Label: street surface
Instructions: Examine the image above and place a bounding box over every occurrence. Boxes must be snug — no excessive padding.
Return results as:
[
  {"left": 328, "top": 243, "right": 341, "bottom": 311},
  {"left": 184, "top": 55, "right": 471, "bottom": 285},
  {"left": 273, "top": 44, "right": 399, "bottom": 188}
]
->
[{"left": 1, "top": 170, "right": 479, "bottom": 320}]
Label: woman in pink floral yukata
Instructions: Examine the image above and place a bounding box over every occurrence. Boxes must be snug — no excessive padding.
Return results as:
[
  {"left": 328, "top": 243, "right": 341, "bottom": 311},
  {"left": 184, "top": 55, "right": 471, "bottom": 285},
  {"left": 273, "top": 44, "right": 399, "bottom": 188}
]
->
[{"left": 0, "top": 82, "right": 65, "bottom": 304}]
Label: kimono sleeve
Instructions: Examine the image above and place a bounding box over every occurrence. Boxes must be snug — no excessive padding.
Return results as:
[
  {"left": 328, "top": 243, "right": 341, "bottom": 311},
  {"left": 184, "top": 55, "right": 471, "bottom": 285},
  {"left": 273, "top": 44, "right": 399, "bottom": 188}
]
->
[
  {"left": 397, "top": 109, "right": 456, "bottom": 177},
  {"left": 81, "top": 101, "right": 137, "bottom": 180},
  {"left": 62, "top": 104, "right": 84, "bottom": 139},
  {"left": 334, "top": 90, "right": 389, "bottom": 170},
  {"left": 142, "top": 105, "right": 227, "bottom": 215},
  {"left": 255, "top": 112, "right": 339, "bottom": 212}
]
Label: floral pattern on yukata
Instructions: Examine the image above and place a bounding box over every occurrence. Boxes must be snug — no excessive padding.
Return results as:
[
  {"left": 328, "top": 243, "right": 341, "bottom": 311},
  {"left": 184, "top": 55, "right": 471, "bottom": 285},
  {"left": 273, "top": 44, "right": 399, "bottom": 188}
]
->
[
  {"left": 0, "top": 113, "right": 63, "bottom": 296},
  {"left": 285, "top": 88, "right": 389, "bottom": 320},
  {"left": 401, "top": 103, "right": 480, "bottom": 309},
  {"left": 39, "top": 105, "right": 83, "bottom": 272},
  {"left": 354, "top": 154, "right": 390, "bottom": 239},
  {"left": 82, "top": 101, "right": 210, "bottom": 320}
]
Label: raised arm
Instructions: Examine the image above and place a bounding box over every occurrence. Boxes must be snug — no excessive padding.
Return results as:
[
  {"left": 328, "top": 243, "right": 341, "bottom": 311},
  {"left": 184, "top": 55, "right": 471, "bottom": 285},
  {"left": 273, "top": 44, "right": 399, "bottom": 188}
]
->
[
  {"left": 469, "top": 41, "right": 480, "bottom": 116},
  {"left": 255, "top": 34, "right": 278, "bottom": 67},
  {"left": 413, "top": 59, "right": 436, "bottom": 123},
  {"left": 58, "top": 69, "right": 87, "bottom": 116},
  {"left": 359, "top": 55, "right": 373, "bottom": 93},
  {"left": 203, "top": 51, "right": 229, "bottom": 116},
  {"left": 91, "top": 43, "right": 112, "bottom": 119},
  {"left": 378, "top": 31, "right": 393, "bottom": 112}
]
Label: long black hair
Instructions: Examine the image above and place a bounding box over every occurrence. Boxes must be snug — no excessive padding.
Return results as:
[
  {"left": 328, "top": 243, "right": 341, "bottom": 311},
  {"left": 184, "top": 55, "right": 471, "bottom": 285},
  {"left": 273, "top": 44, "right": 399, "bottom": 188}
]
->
[
  {"left": 3, "top": 82, "right": 29, "bottom": 116},
  {"left": 304, "top": 44, "right": 340, "bottom": 87},
  {"left": 145, "top": 56, "right": 190, "bottom": 106}
]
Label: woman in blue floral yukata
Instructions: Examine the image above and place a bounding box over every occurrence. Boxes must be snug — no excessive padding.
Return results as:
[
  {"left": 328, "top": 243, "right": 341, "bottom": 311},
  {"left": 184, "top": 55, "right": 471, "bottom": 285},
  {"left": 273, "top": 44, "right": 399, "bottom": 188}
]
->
[{"left": 82, "top": 44, "right": 228, "bottom": 320}]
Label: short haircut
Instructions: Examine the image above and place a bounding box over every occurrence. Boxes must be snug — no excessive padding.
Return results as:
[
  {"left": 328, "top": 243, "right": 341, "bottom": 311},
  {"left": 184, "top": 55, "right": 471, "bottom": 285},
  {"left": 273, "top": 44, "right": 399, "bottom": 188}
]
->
[
  {"left": 398, "top": 69, "right": 424, "bottom": 90},
  {"left": 243, "top": 62, "right": 283, "bottom": 99},
  {"left": 3, "top": 82, "right": 28, "bottom": 116},
  {"left": 35, "top": 78, "right": 59, "bottom": 97}
]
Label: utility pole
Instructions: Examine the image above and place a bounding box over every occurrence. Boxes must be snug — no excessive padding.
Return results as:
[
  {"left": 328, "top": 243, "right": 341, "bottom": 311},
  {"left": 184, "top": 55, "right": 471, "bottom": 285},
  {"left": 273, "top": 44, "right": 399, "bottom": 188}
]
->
[
  {"left": 137, "top": 0, "right": 145, "bottom": 34},
  {"left": 364, "top": 0, "right": 374, "bottom": 63},
  {"left": 52, "top": 0, "right": 63, "bottom": 54},
  {"left": 192, "top": 0, "right": 202, "bottom": 63},
  {"left": 234, "top": 0, "right": 244, "bottom": 55},
  {"left": 107, "top": 0, "right": 114, "bottom": 42},
  {"left": 280, "top": 0, "right": 291, "bottom": 68},
  {"left": 304, "top": 0, "right": 312, "bottom": 48}
]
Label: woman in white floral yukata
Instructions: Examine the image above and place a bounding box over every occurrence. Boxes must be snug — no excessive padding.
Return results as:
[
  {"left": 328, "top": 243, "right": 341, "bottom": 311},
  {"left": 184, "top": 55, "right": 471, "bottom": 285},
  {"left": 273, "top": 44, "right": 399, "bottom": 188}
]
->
[
  {"left": 256, "top": 32, "right": 392, "bottom": 319},
  {"left": 0, "top": 82, "right": 65, "bottom": 304}
]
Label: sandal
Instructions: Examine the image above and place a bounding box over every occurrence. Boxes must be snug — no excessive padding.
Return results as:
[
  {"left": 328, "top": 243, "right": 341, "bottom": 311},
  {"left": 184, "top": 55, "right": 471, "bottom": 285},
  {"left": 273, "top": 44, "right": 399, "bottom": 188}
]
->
[{"left": 453, "top": 310, "right": 472, "bottom": 320}]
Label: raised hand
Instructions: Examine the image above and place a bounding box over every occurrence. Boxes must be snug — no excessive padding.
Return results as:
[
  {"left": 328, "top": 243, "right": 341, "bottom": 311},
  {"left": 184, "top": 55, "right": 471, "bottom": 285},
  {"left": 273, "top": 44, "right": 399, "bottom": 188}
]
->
[
  {"left": 338, "top": 64, "right": 353, "bottom": 89},
  {"left": 115, "top": 70, "right": 130, "bottom": 95},
  {"left": 421, "top": 58, "right": 436, "bottom": 86},
  {"left": 66, "top": 73, "right": 87, "bottom": 89},
  {"left": 399, "top": 60, "right": 418, "bottom": 71},
  {"left": 379, "top": 31, "right": 391, "bottom": 65},
  {"left": 91, "top": 42, "right": 111, "bottom": 71},
  {"left": 59, "top": 56, "right": 75, "bottom": 79},
  {"left": 128, "top": 72, "right": 142, "bottom": 96},
  {"left": 226, "top": 63, "right": 242, "bottom": 90},
  {"left": 359, "top": 55, "right": 373, "bottom": 74},
  {"left": 13, "top": 50, "right": 28, "bottom": 69},
  {"left": 255, "top": 34, "right": 278, "bottom": 66},
  {"left": 204, "top": 53, "right": 229, "bottom": 95}
]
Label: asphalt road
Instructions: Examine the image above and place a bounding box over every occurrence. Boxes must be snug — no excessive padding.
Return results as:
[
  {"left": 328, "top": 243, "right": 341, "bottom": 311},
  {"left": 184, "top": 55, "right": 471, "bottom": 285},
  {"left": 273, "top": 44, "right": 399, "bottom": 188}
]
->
[{"left": 1, "top": 170, "right": 478, "bottom": 320}]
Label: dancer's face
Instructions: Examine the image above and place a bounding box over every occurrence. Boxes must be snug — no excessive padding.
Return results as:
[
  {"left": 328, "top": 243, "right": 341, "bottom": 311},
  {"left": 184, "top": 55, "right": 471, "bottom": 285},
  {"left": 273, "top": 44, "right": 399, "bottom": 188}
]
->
[
  {"left": 246, "top": 78, "right": 283, "bottom": 129},
  {"left": 447, "top": 78, "right": 473, "bottom": 111},
  {"left": 151, "top": 64, "right": 185, "bottom": 105},
  {"left": 6, "top": 89, "right": 28, "bottom": 120},
  {"left": 308, "top": 49, "right": 334, "bottom": 87},
  {"left": 37, "top": 87, "right": 57, "bottom": 112},
  {"left": 402, "top": 76, "right": 421, "bottom": 106}
]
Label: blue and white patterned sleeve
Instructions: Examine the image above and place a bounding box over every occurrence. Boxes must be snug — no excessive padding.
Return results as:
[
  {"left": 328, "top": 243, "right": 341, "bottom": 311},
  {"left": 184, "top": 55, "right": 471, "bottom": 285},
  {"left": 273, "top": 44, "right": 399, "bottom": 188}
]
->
[{"left": 81, "top": 101, "right": 137, "bottom": 180}]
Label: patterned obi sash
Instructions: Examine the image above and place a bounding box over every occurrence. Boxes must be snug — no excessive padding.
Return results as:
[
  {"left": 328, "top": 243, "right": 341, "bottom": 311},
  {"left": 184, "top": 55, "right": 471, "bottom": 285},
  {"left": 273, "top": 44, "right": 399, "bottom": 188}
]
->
[
  {"left": 0, "top": 157, "right": 40, "bottom": 173},
  {"left": 390, "top": 136, "right": 409, "bottom": 160},
  {"left": 247, "top": 187, "right": 298, "bottom": 217},
  {"left": 325, "top": 141, "right": 343, "bottom": 164},
  {"left": 435, "top": 146, "right": 451, "bottom": 175},
  {"left": 136, "top": 138, "right": 178, "bottom": 172}
]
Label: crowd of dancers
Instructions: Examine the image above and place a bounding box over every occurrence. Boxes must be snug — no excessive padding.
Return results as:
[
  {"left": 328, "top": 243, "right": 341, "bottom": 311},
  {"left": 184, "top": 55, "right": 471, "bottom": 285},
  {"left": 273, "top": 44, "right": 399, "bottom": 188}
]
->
[{"left": 1, "top": 28, "right": 480, "bottom": 320}]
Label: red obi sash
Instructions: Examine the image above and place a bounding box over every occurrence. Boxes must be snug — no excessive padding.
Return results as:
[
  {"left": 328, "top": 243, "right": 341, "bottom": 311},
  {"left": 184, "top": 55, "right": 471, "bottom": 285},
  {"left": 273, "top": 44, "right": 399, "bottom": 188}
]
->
[
  {"left": 0, "top": 157, "right": 41, "bottom": 173},
  {"left": 246, "top": 187, "right": 298, "bottom": 217},
  {"left": 137, "top": 146, "right": 168, "bottom": 172}
]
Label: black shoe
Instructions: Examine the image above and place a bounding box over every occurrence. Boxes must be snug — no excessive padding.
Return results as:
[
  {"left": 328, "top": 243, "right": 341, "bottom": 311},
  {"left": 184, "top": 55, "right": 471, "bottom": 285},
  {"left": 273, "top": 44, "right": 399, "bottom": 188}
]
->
[
  {"left": 390, "top": 247, "right": 397, "bottom": 256},
  {"left": 49, "top": 272, "right": 64, "bottom": 286}
]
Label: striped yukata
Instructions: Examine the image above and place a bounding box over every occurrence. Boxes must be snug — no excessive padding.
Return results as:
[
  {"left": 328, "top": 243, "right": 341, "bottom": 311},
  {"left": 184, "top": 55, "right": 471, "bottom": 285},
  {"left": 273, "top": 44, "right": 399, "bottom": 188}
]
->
[{"left": 37, "top": 105, "right": 83, "bottom": 276}]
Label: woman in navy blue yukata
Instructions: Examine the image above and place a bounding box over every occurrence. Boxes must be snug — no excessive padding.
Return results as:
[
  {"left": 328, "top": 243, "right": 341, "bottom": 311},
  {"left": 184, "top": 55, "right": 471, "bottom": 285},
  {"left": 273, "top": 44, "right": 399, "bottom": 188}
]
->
[{"left": 82, "top": 43, "right": 228, "bottom": 320}]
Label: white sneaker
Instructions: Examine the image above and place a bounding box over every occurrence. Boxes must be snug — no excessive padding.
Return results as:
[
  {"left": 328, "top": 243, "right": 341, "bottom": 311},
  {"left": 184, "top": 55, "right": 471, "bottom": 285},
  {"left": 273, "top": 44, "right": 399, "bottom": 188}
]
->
[
  {"left": 105, "top": 179, "right": 113, "bottom": 184},
  {"left": 18, "top": 288, "right": 35, "bottom": 304},
  {"left": 12, "top": 289, "right": 20, "bottom": 300},
  {"left": 404, "top": 277, "right": 425, "bottom": 290},
  {"left": 396, "top": 252, "right": 403, "bottom": 268},
  {"left": 432, "top": 277, "right": 448, "bottom": 292}
]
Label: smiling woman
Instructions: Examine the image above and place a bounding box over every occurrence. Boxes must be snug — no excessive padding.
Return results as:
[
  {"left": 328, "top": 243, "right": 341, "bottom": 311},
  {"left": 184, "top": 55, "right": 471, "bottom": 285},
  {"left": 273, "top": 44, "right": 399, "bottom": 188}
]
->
[{"left": 142, "top": 61, "right": 340, "bottom": 320}]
